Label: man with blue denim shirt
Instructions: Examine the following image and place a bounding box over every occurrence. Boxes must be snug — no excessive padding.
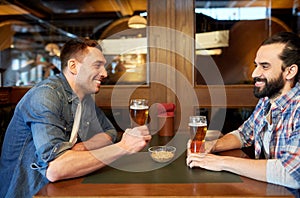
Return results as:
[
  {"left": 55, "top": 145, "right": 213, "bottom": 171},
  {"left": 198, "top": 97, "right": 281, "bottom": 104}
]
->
[
  {"left": 187, "top": 32, "right": 300, "bottom": 192},
  {"left": 0, "top": 38, "right": 151, "bottom": 197}
]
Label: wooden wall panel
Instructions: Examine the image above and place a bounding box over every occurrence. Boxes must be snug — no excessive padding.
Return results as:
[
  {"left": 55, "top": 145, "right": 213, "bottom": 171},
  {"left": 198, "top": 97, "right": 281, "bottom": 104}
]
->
[
  {"left": 195, "top": 85, "right": 258, "bottom": 108},
  {"left": 148, "top": 0, "right": 195, "bottom": 128}
]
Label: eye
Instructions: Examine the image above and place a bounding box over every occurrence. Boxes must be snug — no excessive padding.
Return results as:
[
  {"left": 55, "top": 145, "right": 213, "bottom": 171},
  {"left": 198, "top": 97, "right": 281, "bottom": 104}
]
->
[
  {"left": 262, "top": 64, "right": 269, "bottom": 69},
  {"left": 93, "top": 61, "right": 105, "bottom": 68},
  {"left": 257, "top": 62, "right": 270, "bottom": 70}
]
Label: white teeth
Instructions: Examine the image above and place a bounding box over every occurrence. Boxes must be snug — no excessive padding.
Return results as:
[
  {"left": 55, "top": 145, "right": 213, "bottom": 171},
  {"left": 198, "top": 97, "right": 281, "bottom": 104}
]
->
[
  {"left": 95, "top": 80, "right": 101, "bottom": 84},
  {"left": 255, "top": 81, "right": 265, "bottom": 86}
]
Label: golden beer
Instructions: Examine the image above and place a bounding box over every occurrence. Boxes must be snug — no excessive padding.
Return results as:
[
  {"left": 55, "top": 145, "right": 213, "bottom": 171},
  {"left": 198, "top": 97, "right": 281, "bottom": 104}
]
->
[
  {"left": 129, "top": 99, "right": 149, "bottom": 127},
  {"left": 189, "top": 124, "right": 207, "bottom": 153},
  {"left": 189, "top": 116, "right": 207, "bottom": 153}
]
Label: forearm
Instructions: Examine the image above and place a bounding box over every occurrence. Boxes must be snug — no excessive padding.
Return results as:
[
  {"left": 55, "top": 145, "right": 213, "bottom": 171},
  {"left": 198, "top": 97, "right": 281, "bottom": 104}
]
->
[
  {"left": 47, "top": 127, "right": 151, "bottom": 182},
  {"left": 46, "top": 143, "right": 127, "bottom": 182},
  {"left": 221, "top": 156, "right": 267, "bottom": 182},
  {"left": 223, "top": 157, "right": 300, "bottom": 188},
  {"left": 212, "top": 132, "right": 243, "bottom": 153},
  {"left": 47, "top": 126, "right": 151, "bottom": 182},
  {"left": 72, "top": 133, "right": 113, "bottom": 151}
]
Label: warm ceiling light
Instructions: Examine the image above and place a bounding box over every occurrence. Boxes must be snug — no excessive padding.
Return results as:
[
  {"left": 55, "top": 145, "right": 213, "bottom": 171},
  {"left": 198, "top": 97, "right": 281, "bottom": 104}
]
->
[{"left": 128, "top": 15, "right": 147, "bottom": 29}]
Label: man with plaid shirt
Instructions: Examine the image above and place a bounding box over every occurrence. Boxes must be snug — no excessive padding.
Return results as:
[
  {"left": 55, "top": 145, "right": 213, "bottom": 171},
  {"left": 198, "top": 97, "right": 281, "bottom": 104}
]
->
[{"left": 187, "top": 32, "right": 300, "bottom": 192}]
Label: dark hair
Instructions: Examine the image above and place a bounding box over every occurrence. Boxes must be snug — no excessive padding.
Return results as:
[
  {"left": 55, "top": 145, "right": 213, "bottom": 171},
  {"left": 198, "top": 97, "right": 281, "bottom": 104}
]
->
[
  {"left": 262, "top": 31, "right": 300, "bottom": 83},
  {"left": 60, "top": 37, "right": 102, "bottom": 71}
]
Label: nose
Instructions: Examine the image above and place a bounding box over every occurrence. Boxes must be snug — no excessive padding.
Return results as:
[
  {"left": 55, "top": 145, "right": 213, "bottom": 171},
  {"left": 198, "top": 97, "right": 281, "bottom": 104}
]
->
[
  {"left": 251, "top": 66, "right": 262, "bottom": 79},
  {"left": 100, "top": 66, "right": 107, "bottom": 79}
]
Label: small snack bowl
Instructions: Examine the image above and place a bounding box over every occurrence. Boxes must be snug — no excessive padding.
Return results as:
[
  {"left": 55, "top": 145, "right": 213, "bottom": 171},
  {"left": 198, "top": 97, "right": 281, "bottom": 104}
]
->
[{"left": 148, "top": 146, "right": 176, "bottom": 163}]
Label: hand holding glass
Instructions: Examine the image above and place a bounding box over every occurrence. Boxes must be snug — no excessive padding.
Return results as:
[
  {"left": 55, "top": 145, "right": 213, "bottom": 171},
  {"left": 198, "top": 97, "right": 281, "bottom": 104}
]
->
[
  {"left": 129, "top": 99, "right": 149, "bottom": 128},
  {"left": 189, "top": 116, "right": 207, "bottom": 153}
]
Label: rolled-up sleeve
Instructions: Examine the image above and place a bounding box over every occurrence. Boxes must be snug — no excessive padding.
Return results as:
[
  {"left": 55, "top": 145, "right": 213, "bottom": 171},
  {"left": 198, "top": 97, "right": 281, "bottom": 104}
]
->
[{"left": 267, "top": 159, "right": 300, "bottom": 189}]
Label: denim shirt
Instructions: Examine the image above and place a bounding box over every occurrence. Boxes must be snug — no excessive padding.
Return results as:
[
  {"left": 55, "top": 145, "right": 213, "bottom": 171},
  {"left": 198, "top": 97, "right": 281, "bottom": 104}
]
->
[{"left": 0, "top": 73, "right": 117, "bottom": 198}]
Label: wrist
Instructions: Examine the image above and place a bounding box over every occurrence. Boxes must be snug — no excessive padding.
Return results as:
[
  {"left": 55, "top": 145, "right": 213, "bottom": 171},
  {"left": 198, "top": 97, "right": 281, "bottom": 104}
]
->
[
  {"left": 218, "top": 156, "right": 232, "bottom": 172},
  {"left": 211, "top": 139, "right": 221, "bottom": 153},
  {"left": 114, "top": 142, "right": 133, "bottom": 155}
]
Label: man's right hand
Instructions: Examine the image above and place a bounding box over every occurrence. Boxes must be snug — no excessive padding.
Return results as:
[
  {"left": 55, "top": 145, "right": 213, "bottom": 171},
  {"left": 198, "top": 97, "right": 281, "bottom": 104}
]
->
[{"left": 117, "top": 125, "right": 152, "bottom": 154}]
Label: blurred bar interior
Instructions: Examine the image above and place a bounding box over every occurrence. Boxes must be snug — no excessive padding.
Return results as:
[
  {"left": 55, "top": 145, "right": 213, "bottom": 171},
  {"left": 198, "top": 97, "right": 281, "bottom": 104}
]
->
[{"left": 0, "top": 0, "right": 299, "bottom": 154}]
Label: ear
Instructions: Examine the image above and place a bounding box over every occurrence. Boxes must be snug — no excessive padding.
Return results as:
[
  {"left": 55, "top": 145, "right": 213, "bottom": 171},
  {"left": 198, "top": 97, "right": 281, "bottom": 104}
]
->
[
  {"left": 67, "top": 59, "right": 78, "bottom": 75},
  {"left": 285, "top": 64, "right": 298, "bottom": 81}
]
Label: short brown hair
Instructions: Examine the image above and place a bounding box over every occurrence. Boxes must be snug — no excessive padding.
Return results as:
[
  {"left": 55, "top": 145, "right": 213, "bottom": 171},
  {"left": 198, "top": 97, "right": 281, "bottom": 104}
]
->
[{"left": 60, "top": 37, "right": 102, "bottom": 71}]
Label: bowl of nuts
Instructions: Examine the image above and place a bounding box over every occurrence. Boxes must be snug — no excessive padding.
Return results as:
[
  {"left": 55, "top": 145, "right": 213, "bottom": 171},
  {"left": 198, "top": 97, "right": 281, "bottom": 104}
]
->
[{"left": 148, "top": 146, "right": 176, "bottom": 163}]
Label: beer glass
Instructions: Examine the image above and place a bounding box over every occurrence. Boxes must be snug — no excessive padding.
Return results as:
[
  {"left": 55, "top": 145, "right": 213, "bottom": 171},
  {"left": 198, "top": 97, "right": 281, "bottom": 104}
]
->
[
  {"left": 189, "top": 116, "right": 207, "bottom": 153},
  {"left": 129, "top": 99, "right": 149, "bottom": 128}
]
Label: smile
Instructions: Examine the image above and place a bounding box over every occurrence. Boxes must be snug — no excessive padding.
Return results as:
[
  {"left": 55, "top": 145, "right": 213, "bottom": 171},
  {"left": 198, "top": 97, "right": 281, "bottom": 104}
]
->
[
  {"left": 255, "top": 81, "right": 265, "bottom": 87},
  {"left": 94, "top": 80, "right": 101, "bottom": 84}
]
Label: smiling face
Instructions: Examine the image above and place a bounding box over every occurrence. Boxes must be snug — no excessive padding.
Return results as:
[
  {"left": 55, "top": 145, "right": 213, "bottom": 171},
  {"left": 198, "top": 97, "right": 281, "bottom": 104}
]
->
[
  {"left": 74, "top": 46, "right": 107, "bottom": 99},
  {"left": 252, "top": 43, "right": 287, "bottom": 99}
]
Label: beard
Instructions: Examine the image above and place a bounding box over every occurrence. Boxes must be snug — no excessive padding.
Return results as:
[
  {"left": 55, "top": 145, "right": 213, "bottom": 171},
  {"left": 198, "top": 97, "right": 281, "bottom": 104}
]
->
[{"left": 253, "top": 73, "right": 285, "bottom": 99}]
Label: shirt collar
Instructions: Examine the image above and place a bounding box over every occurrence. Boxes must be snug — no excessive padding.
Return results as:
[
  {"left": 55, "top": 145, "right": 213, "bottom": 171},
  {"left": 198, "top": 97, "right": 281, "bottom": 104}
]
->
[
  {"left": 266, "top": 82, "right": 300, "bottom": 111},
  {"left": 57, "top": 73, "right": 79, "bottom": 104}
]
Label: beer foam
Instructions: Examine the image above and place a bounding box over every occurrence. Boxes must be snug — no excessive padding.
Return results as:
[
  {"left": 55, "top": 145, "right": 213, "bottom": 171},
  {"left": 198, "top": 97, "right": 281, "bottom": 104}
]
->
[
  {"left": 130, "top": 105, "right": 149, "bottom": 110},
  {"left": 189, "top": 123, "right": 207, "bottom": 127}
]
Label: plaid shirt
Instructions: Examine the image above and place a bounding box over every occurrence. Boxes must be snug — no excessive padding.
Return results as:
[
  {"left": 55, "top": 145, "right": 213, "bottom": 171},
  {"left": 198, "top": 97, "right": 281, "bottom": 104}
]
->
[{"left": 237, "top": 82, "right": 300, "bottom": 183}]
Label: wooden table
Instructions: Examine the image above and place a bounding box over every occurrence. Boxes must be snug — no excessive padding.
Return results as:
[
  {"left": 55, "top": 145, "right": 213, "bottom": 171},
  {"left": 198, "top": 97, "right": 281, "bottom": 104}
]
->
[{"left": 35, "top": 135, "right": 295, "bottom": 198}]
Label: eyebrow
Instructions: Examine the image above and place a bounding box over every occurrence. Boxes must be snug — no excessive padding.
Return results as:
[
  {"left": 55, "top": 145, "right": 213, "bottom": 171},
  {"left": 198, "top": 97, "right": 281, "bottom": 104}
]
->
[
  {"left": 94, "top": 60, "right": 106, "bottom": 65},
  {"left": 254, "top": 61, "right": 270, "bottom": 66}
]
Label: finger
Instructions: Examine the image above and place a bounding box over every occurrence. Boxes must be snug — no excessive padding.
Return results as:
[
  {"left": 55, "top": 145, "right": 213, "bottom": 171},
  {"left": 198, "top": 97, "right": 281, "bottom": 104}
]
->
[
  {"left": 188, "top": 153, "right": 206, "bottom": 158},
  {"left": 186, "top": 156, "right": 191, "bottom": 165},
  {"left": 188, "top": 160, "right": 205, "bottom": 169},
  {"left": 133, "top": 125, "right": 150, "bottom": 135},
  {"left": 124, "top": 128, "right": 143, "bottom": 138},
  {"left": 186, "top": 148, "right": 191, "bottom": 156},
  {"left": 144, "top": 135, "right": 152, "bottom": 141},
  {"left": 135, "top": 125, "right": 148, "bottom": 131},
  {"left": 188, "top": 161, "right": 196, "bottom": 168},
  {"left": 186, "top": 155, "right": 199, "bottom": 165},
  {"left": 125, "top": 128, "right": 144, "bottom": 137},
  {"left": 187, "top": 139, "right": 191, "bottom": 147},
  {"left": 142, "top": 128, "right": 151, "bottom": 135},
  {"left": 187, "top": 154, "right": 208, "bottom": 167}
]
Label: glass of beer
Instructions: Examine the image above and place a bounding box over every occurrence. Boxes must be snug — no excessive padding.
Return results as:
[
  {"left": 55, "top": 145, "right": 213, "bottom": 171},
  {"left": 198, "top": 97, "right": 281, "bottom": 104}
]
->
[
  {"left": 129, "top": 99, "right": 149, "bottom": 128},
  {"left": 189, "top": 116, "right": 207, "bottom": 153}
]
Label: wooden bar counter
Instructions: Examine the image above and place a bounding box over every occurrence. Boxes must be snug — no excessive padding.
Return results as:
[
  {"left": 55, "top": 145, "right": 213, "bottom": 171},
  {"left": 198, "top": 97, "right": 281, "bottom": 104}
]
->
[{"left": 34, "top": 134, "right": 294, "bottom": 198}]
